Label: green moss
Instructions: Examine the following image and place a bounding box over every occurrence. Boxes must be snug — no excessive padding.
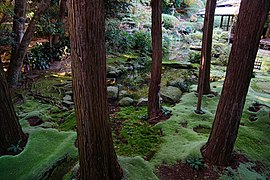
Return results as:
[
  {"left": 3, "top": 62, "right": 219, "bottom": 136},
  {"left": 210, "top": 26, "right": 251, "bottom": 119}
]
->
[
  {"left": 0, "top": 123, "right": 77, "bottom": 180},
  {"left": 220, "top": 163, "right": 266, "bottom": 180},
  {"left": 59, "top": 111, "right": 76, "bottom": 131},
  {"left": 119, "top": 156, "right": 158, "bottom": 180},
  {"left": 112, "top": 107, "right": 161, "bottom": 157}
]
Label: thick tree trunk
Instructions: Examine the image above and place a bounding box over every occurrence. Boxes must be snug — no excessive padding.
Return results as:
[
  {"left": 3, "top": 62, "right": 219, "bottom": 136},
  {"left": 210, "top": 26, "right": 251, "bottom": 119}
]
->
[
  {"left": 201, "top": 0, "right": 270, "bottom": 166},
  {"left": 148, "top": 0, "right": 162, "bottom": 121},
  {"left": 7, "top": 0, "right": 50, "bottom": 87},
  {"left": 0, "top": 60, "right": 25, "bottom": 153},
  {"left": 68, "top": 0, "right": 122, "bottom": 179},
  {"left": 196, "top": 0, "right": 216, "bottom": 112}
]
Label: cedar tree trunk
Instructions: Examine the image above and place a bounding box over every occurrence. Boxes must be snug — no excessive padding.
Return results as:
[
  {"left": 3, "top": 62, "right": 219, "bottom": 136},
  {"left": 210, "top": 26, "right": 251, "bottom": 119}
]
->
[
  {"left": 0, "top": 60, "right": 25, "bottom": 153},
  {"left": 196, "top": 0, "right": 217, "bottom": 112},
  {"left": 68, "top": 0, "right": 122, "bottom": 179},
  {"left": 7, "top": 0, "right": 50, "bottom": 87},
  {"left": 148, "top": 0, "right": 162, "bottom": 121},
  {"left": 201, "top": 0, "right": 270, "bottom": 166}
]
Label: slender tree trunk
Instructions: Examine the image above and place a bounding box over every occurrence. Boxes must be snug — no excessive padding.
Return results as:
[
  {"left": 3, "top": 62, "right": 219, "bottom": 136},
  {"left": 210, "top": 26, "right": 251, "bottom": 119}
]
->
[
  {"left": 196, "top": 0, "right": 217, "bottom": 112},
  {"left": 196, "top": 0, "right": 217, "bottom": 113},
  {"left": 201, "top": 0, "right": 270, "bottom": 166},
  {"left": 148, "top": 0, "right": 162, "bottom": 121},
  {"left": 7, "top": 0, "right": 50, "bottom": 87},
  {"left": 12, "top": 0, "right": 26, "bottom": 45},
  {"left": 68, "top": 0, "right": 122, "bottom": 179},
  {"left": 53, "top": 0, "right": 67, "bottom": 44},
  {"left": 0, "top": 59, "right": 26, "bottom": 154}
]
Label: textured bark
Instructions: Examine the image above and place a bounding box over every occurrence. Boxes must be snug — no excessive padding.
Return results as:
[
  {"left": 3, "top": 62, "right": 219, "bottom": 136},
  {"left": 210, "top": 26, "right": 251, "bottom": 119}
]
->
[
  {"left": 68, "top": 0, "right": 122, "bottom": 179},
  {"left": 148, "top": 0, "right": 162, "bottom": 121},
  {"left": 201, "top": 0, "right": 270, "bottom": 166},
  {"left": 7, "top": 0, "right": 50, "bottom": 87},
  {"left": 12, "top": 0, "right": 26, "bottom": 45},
  {"left": 196, "top": 0, "right": 216, "bottom": 112},
  {"left": 0, "top": 60, "right": 25, "bottom": 153}
]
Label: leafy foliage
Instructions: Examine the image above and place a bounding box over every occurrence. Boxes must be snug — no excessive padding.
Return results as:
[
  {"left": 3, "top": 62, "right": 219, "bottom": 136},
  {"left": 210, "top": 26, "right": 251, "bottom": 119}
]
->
[
  {"left": 185, "top": 157, "right": 204, "bottom": 170},
  {"left": 105, "top": 0, "right": 132, "bottom": 18},
  {"left": 7, "top": 140, "right": 23, "bottom": 153},
  {"left": 24, "top": 38, "right": 70, "bottom": 70}
]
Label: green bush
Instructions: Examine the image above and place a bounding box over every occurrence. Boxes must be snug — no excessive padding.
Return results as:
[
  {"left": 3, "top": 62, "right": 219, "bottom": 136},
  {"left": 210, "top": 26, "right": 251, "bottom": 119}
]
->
[
  {"left": 189, "top": 50, "right": 201, "bottom": 63},
  {"left": 133, "top": 30, "right": 152, "bottom": 55},
  {"left": 105, "top": 19, "right": 134, "bottom": 53},
  {"left": 162, "top": 14, "right": 180, "bottom": 29},
  {"left": 24, "top": 38, "right": 70, "bottom": 70}
]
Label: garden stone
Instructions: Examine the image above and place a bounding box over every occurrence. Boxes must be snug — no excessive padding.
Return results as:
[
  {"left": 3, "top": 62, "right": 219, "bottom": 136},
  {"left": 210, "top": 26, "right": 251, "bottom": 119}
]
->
[
  {"left": 65, "top": 90, "right": 73, "bottom": 96},
  {"left": 63, "top": 95, "right": 72, "bottom": 101},
  {"left": 137, "top": 98, "right": 148, "bottom": 106},
  {"left": 119, "top": 97, "right": 134, "bottom": 106},
  {"left": 107, "top": 86, "right": 119, "bottom": 100},
  {"left": 160, "top": 86, "right": 182, "bottom": 104},
  {"left": 167, "top": 79, "right": 189, "bottom": 92},
  {"left": 62, "top": 100, "right": 75, "bottom": 108},
  {"left": 119, "top": 90, "right": 130, "bottom": 99}
]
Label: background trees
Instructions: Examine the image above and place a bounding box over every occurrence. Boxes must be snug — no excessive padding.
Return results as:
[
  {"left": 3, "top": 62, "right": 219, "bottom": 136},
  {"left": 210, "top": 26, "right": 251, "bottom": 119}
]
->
[
  {"left": 68, "top": 0, "right": 122, "bottom": 179},
  {"left": 7, "top": 0, "right": 50, "bottom": 86},
  {"left": 201, "top": 0, "right": 270, "bottom": 166}
]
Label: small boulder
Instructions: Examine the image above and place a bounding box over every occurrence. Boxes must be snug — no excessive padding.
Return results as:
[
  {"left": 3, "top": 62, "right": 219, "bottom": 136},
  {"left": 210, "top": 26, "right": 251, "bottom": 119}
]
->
[
  {"left": 119, "top": 97, "right": 134, "bottom": 106},
  {"left": 137, "top": 98, "right": 148, "bottom": 106},
  {"left": 107, "top": 86, "right": 119, "bottom": 100},
  {"left": 167, "top": 79, "right": 189, "bottom": 92},
  {"left": 160, "top": 86, "right": 182, "bottom": 104},
  {"left": 63, "top": 95, "right": 72, "bottom": 101}
]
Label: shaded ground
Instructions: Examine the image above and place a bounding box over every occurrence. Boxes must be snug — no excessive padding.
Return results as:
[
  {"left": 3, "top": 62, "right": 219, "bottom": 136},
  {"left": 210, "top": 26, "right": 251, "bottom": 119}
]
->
[{"left": 156, "top": 153, "right": 268, "bottom": 180}]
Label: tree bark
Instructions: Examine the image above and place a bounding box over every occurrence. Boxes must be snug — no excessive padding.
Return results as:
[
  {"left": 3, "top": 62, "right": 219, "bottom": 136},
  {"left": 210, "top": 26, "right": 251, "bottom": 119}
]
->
[
  {"left": 12, "top": 0, "right": 26, "bottom": 45},
  {"left": 7, "top": 0, "right": 50, "bottom": 87},
  {"left": 201, "top": 0, "right": 270, "bottom": 166},
  {"left": 0, "top": 59, "right": 26, "bottom": 154},
  {"left": 68, "top": 0, "right": 122, "bottom": 179},
  {"left": 148, "top": 0, "right": 162, "bottom": 121},
  {"left": 196, "top": 0, "right": 217, "bottom": 112}
]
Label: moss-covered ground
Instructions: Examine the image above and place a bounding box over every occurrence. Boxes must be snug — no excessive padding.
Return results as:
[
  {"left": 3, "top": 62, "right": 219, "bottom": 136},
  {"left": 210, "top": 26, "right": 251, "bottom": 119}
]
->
[{"left": 1, "top": 50, "right": 270, "bottom": 179}]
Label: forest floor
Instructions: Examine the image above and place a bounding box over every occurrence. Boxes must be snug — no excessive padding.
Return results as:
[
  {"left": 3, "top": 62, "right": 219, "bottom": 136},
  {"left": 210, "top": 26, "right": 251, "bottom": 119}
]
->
[{"left": 0, "top": 50, "right": 270, "bottom": 179}]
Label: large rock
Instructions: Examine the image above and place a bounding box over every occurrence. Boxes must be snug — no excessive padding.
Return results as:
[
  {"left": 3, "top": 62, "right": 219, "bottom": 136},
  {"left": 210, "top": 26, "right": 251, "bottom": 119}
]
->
[
  {"left": 160, "top": 86, "right": 182, "bottom": 103},
  {"left": 119, "top": 97, "right": 134, "bottom": 106},
  {"left": 107, "top": 86, "right": 119, "bottom": 100},
  {"left": 167, "top": 79, "right": 189, "bottom": 92}
]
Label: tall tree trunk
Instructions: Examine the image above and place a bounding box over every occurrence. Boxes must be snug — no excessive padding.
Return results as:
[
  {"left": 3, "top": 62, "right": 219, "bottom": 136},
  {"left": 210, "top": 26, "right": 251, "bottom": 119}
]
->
[
  {"left": 7, "top": 0, "right": 50, "bottom": 87},
  {"left": 12, "top": 0, "right": 26, "bottom": 44},
  {"left": 201, "top": 0, "right": 270, "bottom": 166},
  {"left": 53, "top": 0, "right": 67, "bottom": 44},
  {"left": 0, "top": 59, "right": 26, "bottom": 153},
  {"left": 68, "top": 0, "right": 122, "bottom": 179},
  {"left": 148, "top": 0, "right": 162, "bottom": 121},
  {"left": 196, "top": 0, "right": 217, "bottom": 113}
]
